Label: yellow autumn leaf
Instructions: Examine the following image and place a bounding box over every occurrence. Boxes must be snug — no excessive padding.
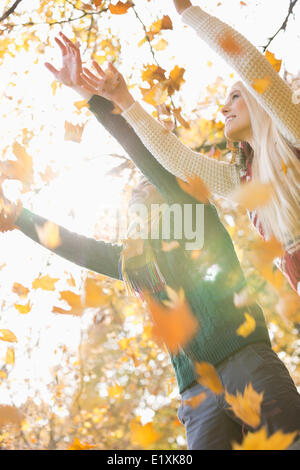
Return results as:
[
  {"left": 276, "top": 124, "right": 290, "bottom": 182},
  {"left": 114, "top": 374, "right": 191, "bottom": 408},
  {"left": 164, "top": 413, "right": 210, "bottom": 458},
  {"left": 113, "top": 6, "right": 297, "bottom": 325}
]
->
[
  {"left": 130, "top": 420, "right": 162, "bottom": 448},
  {"left": 236, "top": 312, "right": 256, "bottom": 338},
  {"left": 32, "top": 275, "right": 59, "bottom": 291},
  {"left": 0, "top": 371, "right": 7, "bottom": 379},
  {"left": 195, "top": 362, "right": 224, "bottom": 394},
  {"left": 232, "top": 427, "right": 297, "bottom": 450},
  {"left": 265, "top": 51, "right": 282, "bottom": 73},
  {"left": 74, "top": 99, "right": 89, "bottom": 110},
  {"left": 184, "top": 392, "right": 207, "bottom": 408},
  {"left": 35, "top": 221, "right": 61, "bottom": 249},
  {"left": 108, "top": 383, "right": 123, "bottom": 398},
  {"left": 14, "top": 301, "right": 31, "bottom": 314},
  {"left": 84, "top": 277, "right": 108, "bottom": 308},
  {"left": 12, "top": 282, "right": 29, "bottom": 298},
  {"left": 68, "top": 437, "right": 96, "bottom": 450},
  {"left": 0, "top": 329, "right": 17, "bottom": 343},
  {"left": 225, "top": 383, "right": 263, "bottom": 427},
  {"left": 252, "top": 76, "right": 271, "bottom": 94},
  {"left": 52, "top": 290, "right": 84, "bottom": 316},
  {"left": 5, "top": 347, "right": 15, "bottom": 365}
]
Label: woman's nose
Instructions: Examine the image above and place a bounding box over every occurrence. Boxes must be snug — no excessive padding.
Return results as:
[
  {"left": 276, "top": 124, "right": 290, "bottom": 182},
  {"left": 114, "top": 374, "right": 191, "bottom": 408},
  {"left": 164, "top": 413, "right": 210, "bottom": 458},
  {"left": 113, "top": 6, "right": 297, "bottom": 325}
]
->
[{"left": 221, "top": 103, "right": 230, "bottom": 116}]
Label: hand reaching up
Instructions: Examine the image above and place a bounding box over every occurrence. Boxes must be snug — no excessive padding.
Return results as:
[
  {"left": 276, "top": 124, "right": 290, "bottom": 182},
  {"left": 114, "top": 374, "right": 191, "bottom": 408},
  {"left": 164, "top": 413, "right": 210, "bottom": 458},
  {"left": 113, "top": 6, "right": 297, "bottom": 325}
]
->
[{"left": 172, "top": 0, "right": 192, "bottom": 15}]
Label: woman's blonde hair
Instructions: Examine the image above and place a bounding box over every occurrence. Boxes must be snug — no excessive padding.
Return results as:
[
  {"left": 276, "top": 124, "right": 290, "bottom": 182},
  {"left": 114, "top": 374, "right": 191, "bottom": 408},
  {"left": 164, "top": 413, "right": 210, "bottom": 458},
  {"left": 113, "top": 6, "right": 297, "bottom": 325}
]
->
[{"left": 233, "top": 80, "right": 300, "bottom": 245}]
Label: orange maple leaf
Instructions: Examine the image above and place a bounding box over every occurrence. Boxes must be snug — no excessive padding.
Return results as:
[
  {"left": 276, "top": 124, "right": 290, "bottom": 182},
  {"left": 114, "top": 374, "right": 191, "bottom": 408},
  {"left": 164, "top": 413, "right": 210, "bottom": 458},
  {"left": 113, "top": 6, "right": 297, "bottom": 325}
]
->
[
  {"left": 218, "top": 31, "right": 243, "bottom": 55},
  {"left": 14, "top": 301, "right": 31, "bottom": 314},
  {"left": 177, "top": 174, "right": 211, "bottom": 203},
  {"left": 229, "top": 180, "right": 273, "bottom": 211},
  {"left": 108, "top": 1, "right": 133, "bottom": 15},
  {"left": 184, "top": 392, "right": 207, "bottom": 408},
  {"left": 252, "top": 76, "right": 271, "bottom": 94},
  {"left": 195, "top": 362, "right": 224, "bottom": 394},
  {"left": 265, "top": 51, "right": 282, "bottom": 73},
  {"left": 225, "top": 383, "right": 263, "bottom": 428},
  {"left": 32, "top": 275, "right": 59, "bottom": 291}
]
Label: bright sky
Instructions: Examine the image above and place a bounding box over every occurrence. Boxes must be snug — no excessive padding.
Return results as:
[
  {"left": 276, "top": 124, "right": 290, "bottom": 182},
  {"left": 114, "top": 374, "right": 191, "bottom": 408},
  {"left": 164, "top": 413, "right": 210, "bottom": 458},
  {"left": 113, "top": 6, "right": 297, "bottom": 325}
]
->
[{"left": 0, "top": 0, "right": 299, "bottom": 413}]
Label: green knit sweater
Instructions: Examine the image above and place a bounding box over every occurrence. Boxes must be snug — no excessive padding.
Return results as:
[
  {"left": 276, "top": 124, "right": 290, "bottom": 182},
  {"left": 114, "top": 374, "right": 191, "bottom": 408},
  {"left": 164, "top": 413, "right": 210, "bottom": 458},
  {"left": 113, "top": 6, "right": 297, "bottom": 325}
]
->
[{"left": 15, "top": 95, "right": 271, "bottom": 393}]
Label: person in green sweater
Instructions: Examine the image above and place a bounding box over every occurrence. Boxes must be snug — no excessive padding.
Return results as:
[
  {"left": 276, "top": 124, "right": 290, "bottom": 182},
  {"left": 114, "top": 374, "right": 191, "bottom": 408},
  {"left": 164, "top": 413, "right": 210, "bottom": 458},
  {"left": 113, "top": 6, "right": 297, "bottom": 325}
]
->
[{"left": 1, "top": 34, "right": 300, "bottom": 450}]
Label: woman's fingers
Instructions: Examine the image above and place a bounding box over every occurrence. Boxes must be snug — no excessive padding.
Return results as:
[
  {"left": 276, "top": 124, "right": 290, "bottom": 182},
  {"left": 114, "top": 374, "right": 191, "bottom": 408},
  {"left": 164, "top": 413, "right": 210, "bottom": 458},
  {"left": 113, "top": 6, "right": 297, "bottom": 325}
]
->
[
  {"left": 92, "top": 61, "right": 106, "bottom": 78},
  {"left": 80, "top": 74, "right": 99, "bottom": 94},
  {"left": 81, "top": 72, "right": 99, "bottom": 89},
  {"left": 44, "top": 62, "right": 60, "bottom": 78},
  {"left": 54, "top": 37, "right": 67, "bottom": 55},
  {"left": 83, "top": 67, "right": 100, "bottom": 83}
]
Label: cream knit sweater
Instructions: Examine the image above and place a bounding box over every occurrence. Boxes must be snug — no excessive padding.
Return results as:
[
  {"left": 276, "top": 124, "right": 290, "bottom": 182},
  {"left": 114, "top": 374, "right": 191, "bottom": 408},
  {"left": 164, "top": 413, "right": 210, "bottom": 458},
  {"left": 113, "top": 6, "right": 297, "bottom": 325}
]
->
[{"left": 122, "top": 5, "right": 300, "bottom": 198}]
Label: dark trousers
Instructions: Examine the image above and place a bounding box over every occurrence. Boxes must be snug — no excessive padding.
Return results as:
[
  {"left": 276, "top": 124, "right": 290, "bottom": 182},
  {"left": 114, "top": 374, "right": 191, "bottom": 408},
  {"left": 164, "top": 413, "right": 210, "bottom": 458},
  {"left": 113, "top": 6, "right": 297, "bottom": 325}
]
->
[{"left": 178, "top": 342, "right": 300, "bottom": 450}]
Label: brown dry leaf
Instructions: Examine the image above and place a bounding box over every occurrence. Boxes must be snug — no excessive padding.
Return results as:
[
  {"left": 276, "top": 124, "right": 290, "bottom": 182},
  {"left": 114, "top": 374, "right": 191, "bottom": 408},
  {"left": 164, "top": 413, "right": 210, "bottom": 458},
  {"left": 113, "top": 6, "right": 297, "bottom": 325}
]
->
[
  {"left": 5, "top": 347, "right": 15, "bottom": 365},
  {"left": 195, "top": 362, "right": 224, "bottom": 394},
  {"left": 236, "top": 312, "right": 256, "bottom": 338},
  {"left": 252, "top": 76, "right": 271, "bottom": 94},
  {"left": 84, "top": 277, "right": 108, "bottom": 308},
  {"left": 0, "top": 329, "right": 17, "bottom": 343},
  {"left": 232, "top": 427, "right": 297, "bottom": 450},
  {"left": 168, "top": 66, "right": 185, "bottom": 94},
  {"left": 225, "top": 383, "right": 263, "bottom": 427},
  {"left": 0, "top": 405, "right": 24, "bottom": 428},
  {"left": 144, "top": 292, "right": 198, "bottom": 354},
  {"left": 177, "top": 174, "right": 211, "bottom": 203},
  {"left": 64, "top": 121, "right": 85, "bottom": 143},
  {"left": 229, "top": 181, "right": 273, "bottom": 211},
  {"left": 130, "top": 420, "right": 162, "bottom": 448},
  {"left": 276, "top": 291, "right": 300, "bottom": 323},
  {"left": 265, "top": 51, "right": 282, "bottom": 73},
  {"left": 184, "top": 392, "right": 207, "bottom": 408},
  {"left": 14, "top": 301, "right": 31, "bottom": 314},
  {"left": 32, "top": 275, "right": 59, "bottom": 291},
  {"left": 12, "top": 282, "right": 29, "bottom": 298},
  {"left": 35, "top": 221, "right": 61, "bottom": 249},
  {"left": 108, "top": 1, "right": 133, "bottom": 14},
  {"left": 173, "top": 107, "right": 190, "bottom": 129},
  {"left": 68, "top": 437, "right": 96, "bottom": 450},
  {"left": 218, "top": 31, "right": 243, "bottom": 55}
]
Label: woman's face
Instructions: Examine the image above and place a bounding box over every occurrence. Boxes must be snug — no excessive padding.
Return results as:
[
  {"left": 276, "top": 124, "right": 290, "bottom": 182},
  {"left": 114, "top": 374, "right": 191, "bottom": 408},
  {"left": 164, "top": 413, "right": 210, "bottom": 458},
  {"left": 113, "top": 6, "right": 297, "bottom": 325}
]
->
[{"left": 221, "top": 88, "right": 253, "bottom": 142}]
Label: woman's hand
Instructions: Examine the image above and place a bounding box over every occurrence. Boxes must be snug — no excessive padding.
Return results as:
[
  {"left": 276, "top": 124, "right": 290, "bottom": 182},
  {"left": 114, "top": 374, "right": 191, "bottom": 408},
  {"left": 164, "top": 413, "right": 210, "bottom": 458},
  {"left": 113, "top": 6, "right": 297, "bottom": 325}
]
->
[
  {"left": 80, "top": 62, "right": 135, "bottom": 111},
  {"left": 0, "top": 180, "right": 22, "bottom": 232},
  {"left": 44, "top": 32, "right": 92, "bottom": 100},
  {"left": 173, "top": 0, "right": 192, "bottom": 15}
]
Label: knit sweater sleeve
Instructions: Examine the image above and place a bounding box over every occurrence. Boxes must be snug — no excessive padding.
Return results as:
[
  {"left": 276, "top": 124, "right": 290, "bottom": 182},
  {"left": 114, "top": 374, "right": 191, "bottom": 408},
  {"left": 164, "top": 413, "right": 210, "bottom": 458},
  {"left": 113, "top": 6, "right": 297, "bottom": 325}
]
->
[
  {"left": 15, "top": 208, "right": 122, "bottom": 280},
  {"left": 122, "top": 101, "right": 240, "bottom": 198},
  {"left": 181, "top": 5, "right": 300, "bottom": 148}
]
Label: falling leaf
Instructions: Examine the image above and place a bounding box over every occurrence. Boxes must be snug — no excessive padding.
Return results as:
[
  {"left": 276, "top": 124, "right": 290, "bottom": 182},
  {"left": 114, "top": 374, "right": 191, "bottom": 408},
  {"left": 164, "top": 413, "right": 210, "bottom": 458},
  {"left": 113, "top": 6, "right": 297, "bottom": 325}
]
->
[
  {"left": 153, "top": 38, "right": 168, "bottom": 51},
  {"left": 173, "top": 107, "right": 190, "bottom": 129},
  {"left": 265, "top": 51, "right": 282, "bottom": 73},
  {"left": 161, "top": 240, "right": 180, "bottom": 252},
  {"left": 218, "top": 32, "right": 243, "bottom": 55},
  {"left": 225, "top": 383, "right": 263, "bottom": 427},
  {"left": 35, "top": 221, "right": 61, "bottom": 249},
  {"left": 130, "top": 420, "right": 162, "bottom": 448},
  {"left": 167, "top": 66, "right": 185, "bottom": 94},
  {"left": 0, "top": 405, "right": 24, "bottom": 428},
  {"left": 236, "top": 312, "right": 256, "bottom": 338},
  {"left": 252, "top": 76, "right": 271, "bottom": 94},
  {"left": 64, "top": 121, "right": 85, "bottom": 143},
  {"left": 92, "top": 0, "right": 103, "bottom": 7},
  {"left": 5, "top": 347, "right": 15, "bottom": 365},
  {"left": 144, "top": 292, "right": 198, "bottom": 354},
  {"left": 74, "top": 99, "right": 89, "bottom": 110},
  {"left": 53, "top": 290, "right": 84, "bottom": 316},
  {"left": 177, "top": 174, "right": 211, "bottom": 203},
  {"left": 140, "top": 83, "right": 169, "bottom": 106},
  {"left": 141, "top": 64, "right": 166, "bottom": 85},
  {"left": 84, "top": 277, "right": 108, "bottom": 308},
  {"left": 250, "top": 236, "right": 284, "bottom": 266},
  {"left": 32, "top": 275, "right": 59, "bottom": 291},
  {"left": 0, "top": 371, "right": 7, "bottom": 379},
  {"left": 195, "top": 362, "right": 224, "bottom": 394},
  {"left": 68, "top": 438, "right": 96, "bottom": 450},
  {"left": 12, "top": 282, "right": 29, "bottom": 298},
  {"left": 229, "top": 181, "right": 273, "bottom": 211},
  {"left": 0, "top": 329, "right": 17, "bottom": 343},
  {"left": 108, "top": 1, "right": 133, "bottom": 14},
  {"left": 14, "top": 301, "right": 31, "bottom": 314},
  {"left": 39, "top": 165, "right": 58, "bottom": 184},
  {"left": 184, "top": 392, "right": 207, "bottom": 408},
  {"left": 232, "top": 427, "right": 297, "bottom": 450}
]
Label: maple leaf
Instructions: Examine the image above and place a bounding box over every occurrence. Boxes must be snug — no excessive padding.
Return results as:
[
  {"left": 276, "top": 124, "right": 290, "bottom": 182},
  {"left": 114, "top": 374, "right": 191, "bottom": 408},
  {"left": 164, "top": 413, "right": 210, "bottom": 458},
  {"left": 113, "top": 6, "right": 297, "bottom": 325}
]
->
[
  {"left": 74, "top": 99, "right": 89, "bottom": 111},
  {"left": 141, "top": 64, "right": 166, "bottom": 85},
  {"left": 0, "top": 329, "right": 17, "bottom": 343},
  {"left": 236, "top": 312, "right": 256, "bottom": 338},
  {"left": 167, "top": 66, "right": 185, "bottom": 95},
  {"left": 35, "top": 221, "right": 61, "bottom": 249},
  {"left": 218, "top": 32, "right": 243, "bottom": 55},
  {"left": 177, "top": 174, "right": 211, "bottom": 203},
  {"left": 252, "top": 76, "right": 271, "bottom": 94},
  {"left": 265, "top": 51, "right": 282, "bottom": 73},
  {"left": 130, "top": 420, "right": 162, "bottom": 448},
  {"left": 53, "top": 290, "right": 84, "bottom": 316},
  {"left": 108, "top": 1, "right": 133, "bottom": 15},
  {"left": 92, "top": 0, "right": 103, "bottom": 7},
  {"left": 84, "top": 277, "right": 109, "bottom": 308},
  {"left": 232, "top": 427, "right": 297, "bottom": 450},
  {"left": 12, "top": 282, "right": 29, "bottom": 297},
  {"left": 32, "top": 275, "right": 59, "bottom": 291},
  {"left": 225, "top": 383, "right": 263, "bottom": 427},
  {"left": 184, "top": 391, "right": 207, "bottom": 408},
  {"left": 5, "top": 347, "right": 15, "bottom": 365},
  {"left": 229, "top": 181, "right": 273, "bottom": 211},
  {"left": 1, "top": 142, "right": 34, "bottom": 191},
  {"left": 173, "top": 107, "right": 190, "bottom": 129},
  {"left": 195, "top": 362, "right": 224, "bottom": 394},
  {"left": 64, "top": 121, "right": 85, "bottom": 144},
  {"left": 68, "top": 437, "right": 96, "bottom": 450},
  {"left": 14, "top": 301, "right": 31, "bottom": 314},
  {"left": 140, "top": 83, "right": 169, "bottom": 106},
  {"left": 144, "top": 291, "right": 199, "bottom": 354}
]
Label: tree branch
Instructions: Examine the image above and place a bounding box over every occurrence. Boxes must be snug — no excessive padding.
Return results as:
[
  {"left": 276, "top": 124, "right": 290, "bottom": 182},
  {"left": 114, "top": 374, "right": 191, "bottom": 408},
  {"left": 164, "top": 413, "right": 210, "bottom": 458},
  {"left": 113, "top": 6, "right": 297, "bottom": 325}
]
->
[
  {"left": 263, "top": 0, "right": 299, "bottom": 52},
  {"left": 0, "top": 0, "right": 23, "bottom": 22}
]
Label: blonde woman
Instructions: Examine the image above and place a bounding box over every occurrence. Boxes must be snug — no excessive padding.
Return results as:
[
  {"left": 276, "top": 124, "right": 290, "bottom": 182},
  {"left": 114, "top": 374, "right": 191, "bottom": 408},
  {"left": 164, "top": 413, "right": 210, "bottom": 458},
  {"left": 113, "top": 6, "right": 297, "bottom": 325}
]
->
[{"left": 80, "top": 1, "right": 300, "bottom": 293}]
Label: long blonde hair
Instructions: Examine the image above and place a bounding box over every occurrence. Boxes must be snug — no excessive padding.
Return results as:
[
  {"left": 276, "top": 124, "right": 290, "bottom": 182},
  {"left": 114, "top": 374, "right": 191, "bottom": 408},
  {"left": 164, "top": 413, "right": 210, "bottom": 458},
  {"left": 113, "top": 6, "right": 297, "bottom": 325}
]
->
[{"left": 233, "top": 81, "right": 300, "bottom": 245}]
